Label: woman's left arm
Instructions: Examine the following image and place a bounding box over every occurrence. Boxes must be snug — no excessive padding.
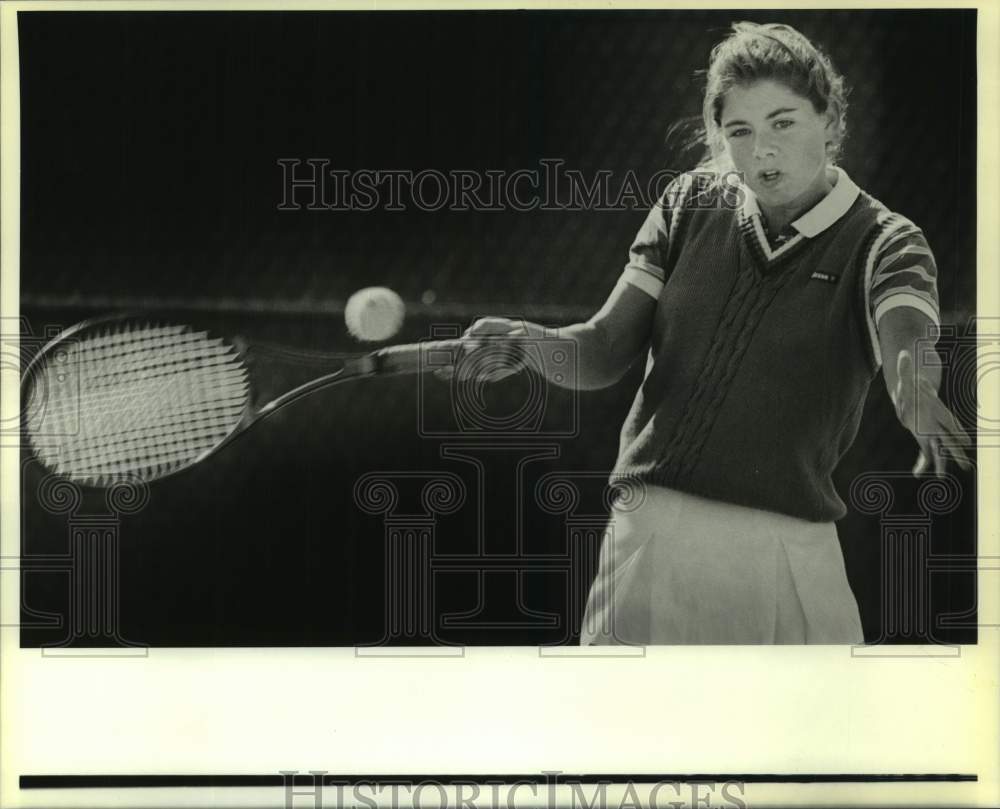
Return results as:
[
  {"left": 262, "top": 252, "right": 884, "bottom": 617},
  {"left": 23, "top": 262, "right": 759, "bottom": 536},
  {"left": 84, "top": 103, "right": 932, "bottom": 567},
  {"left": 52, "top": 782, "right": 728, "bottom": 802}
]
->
[{"left": 878, "top": 307, "right": 973, "bottom": 476}]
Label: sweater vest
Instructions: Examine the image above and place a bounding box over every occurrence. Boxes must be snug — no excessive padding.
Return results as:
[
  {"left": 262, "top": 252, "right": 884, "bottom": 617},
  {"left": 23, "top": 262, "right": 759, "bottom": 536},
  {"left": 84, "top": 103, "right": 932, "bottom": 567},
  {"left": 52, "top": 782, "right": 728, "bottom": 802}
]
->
[{"left": 612, "top": 178, "right": 888, "bottom": 522}]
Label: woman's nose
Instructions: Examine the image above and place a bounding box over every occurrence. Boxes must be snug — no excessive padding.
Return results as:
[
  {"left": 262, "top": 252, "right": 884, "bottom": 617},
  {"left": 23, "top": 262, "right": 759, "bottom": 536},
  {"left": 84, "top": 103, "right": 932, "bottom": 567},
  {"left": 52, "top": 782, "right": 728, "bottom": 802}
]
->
[{"left": 753, "top": 136, "right": 777, "bottom": 159}]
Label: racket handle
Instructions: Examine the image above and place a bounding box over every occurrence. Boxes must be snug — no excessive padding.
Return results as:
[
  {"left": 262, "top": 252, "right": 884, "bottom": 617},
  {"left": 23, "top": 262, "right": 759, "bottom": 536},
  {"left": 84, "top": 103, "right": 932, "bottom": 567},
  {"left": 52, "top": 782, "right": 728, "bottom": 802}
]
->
[{"left": 372, "top": 339, "right": 468, "bottom": 375}]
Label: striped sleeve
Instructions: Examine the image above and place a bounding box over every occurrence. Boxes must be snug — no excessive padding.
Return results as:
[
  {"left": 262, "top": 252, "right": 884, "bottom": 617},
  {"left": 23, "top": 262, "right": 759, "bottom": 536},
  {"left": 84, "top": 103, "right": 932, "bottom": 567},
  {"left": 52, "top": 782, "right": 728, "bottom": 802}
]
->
[
  {"left": 864, "top": 214, "right": 941, "bottom": 366},
  {"left": 868, "top": 217, "right": 940, "bottom": 327},
  {"left": 620, "top": 173, "right": 695, "bottom": 300}
]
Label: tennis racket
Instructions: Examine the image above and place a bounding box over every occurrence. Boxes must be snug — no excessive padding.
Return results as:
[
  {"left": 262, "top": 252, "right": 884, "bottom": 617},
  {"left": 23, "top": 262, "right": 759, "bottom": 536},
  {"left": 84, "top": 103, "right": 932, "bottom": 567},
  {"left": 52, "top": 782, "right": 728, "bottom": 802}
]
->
[{"left": 21, "top": 314, "right": 519, "bottom": 488}]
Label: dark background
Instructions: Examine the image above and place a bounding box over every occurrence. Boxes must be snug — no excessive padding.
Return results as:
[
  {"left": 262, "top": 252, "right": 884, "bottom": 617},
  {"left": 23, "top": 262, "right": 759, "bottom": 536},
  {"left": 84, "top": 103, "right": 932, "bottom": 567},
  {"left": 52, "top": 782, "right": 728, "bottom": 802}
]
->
[{"left": 19, "top": 10, "right": 978, "bottom": 646}]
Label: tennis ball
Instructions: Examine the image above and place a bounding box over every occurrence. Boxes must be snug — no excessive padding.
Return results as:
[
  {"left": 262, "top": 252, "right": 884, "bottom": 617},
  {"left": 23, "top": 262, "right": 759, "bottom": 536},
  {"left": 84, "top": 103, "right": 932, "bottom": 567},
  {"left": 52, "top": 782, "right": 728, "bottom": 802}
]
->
[{"left": 344, "top": 286, "right": 406, "bottom": 342}]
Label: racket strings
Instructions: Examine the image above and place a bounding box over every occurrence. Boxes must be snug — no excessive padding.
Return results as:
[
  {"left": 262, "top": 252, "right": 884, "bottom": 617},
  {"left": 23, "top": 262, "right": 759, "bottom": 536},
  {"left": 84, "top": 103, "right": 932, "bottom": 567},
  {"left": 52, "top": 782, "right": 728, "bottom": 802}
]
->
[
  {"left": 50, "top": 385, "right": 246, "bottom": 480},
  {"left": 36, "top": 361, "right": 248, "bottom": 423},
  {"left": 65, "top": 432, "right": 238, "bottom": 480},
  {"left": 59, "top": 395, "right": 247, "bottom": 461},
  {"left": 27, "top": 323, "right": 249, "bottom": 484},
  {"left": 83, "top": 335, "right": 233, "bottom": 379},
  {"left": 58, "top": 398, "right": 247, "bottom": 469},
  {"left": 37, "top": 331, "right": 235, "bottom": 410}
]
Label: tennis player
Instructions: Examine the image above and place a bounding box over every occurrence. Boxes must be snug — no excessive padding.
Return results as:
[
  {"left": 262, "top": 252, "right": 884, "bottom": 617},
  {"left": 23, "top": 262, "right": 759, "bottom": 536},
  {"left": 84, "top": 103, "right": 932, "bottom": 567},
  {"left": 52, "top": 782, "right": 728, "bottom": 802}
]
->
[{"left": 455, "top": 22, "right": 972, "bottom": 644}]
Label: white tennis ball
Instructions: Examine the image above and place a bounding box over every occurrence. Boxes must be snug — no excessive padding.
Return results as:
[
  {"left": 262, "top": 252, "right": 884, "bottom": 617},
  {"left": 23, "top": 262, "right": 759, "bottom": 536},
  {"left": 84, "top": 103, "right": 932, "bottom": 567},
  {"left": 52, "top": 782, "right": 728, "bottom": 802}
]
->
[{"left": 344, "top": 286, "right": 406, "bottom": 342}]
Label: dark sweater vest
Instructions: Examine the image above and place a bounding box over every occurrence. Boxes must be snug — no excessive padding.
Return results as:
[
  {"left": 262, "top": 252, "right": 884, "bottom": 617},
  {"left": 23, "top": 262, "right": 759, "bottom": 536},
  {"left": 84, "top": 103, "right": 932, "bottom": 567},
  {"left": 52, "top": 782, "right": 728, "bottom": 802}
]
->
[{"left": 613, "top": 178, "right": 887, "bottom": 522}]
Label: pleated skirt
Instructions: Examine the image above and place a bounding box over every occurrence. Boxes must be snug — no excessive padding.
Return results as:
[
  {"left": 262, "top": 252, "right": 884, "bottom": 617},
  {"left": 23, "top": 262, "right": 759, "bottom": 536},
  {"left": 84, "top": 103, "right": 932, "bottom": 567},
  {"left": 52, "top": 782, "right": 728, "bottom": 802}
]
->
[{"left": 580, "top": 484, "right": 864, "bottom": 645}]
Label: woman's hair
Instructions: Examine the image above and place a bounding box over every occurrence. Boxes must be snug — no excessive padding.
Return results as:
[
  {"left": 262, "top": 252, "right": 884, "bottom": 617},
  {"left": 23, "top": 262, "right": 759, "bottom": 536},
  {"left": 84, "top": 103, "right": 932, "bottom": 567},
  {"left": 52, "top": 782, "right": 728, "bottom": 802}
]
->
[{"left": 697, "top": 22, "right": 849, "bottom": 173}]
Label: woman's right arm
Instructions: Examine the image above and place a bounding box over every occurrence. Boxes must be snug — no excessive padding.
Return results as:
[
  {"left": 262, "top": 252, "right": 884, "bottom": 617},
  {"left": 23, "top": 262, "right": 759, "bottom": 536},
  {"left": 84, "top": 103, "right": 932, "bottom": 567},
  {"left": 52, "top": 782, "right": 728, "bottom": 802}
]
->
[
  {"left": 459, "top": 277, "right": 657, "bottom": 391},
  {"left": 454, "top": 175, "right": 686, "bottom": 389}
]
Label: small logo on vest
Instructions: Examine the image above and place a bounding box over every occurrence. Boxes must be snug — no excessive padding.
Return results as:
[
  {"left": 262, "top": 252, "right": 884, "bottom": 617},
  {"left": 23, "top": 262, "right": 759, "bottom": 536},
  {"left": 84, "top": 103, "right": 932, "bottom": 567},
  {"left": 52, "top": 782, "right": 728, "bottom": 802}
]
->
[{"left": 810, "top": 271, "right": 840, "bottom": 284}]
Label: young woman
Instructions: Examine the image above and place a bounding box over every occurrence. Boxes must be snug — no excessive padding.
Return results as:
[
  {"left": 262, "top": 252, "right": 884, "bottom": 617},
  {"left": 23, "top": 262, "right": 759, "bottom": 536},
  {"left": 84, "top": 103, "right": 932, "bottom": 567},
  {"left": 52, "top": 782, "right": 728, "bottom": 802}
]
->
[{"left": 451, "top": 22, "right": 971, "bottom": 644}]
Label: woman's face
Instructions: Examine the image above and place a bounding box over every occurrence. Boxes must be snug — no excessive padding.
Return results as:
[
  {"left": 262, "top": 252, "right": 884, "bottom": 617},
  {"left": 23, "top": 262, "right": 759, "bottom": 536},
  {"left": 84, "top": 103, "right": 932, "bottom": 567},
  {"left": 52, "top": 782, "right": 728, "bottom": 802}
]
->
[{"left": 720, "top": 79, "right": 834, "bottom": 216}]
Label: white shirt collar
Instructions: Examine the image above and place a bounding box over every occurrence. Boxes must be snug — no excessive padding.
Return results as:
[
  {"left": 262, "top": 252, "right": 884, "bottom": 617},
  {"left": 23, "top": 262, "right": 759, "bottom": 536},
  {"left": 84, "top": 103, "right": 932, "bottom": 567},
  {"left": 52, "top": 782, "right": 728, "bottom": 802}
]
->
[{"left": 740, "top": 166, "right": 860, "bottom": 238}]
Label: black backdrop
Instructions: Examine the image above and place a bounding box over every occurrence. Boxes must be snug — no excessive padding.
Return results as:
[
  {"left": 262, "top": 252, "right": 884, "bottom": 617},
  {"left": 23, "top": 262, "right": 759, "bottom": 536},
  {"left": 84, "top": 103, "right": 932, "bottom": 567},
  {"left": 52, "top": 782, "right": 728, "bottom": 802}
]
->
[{"left": 19, "top": 9, "right": 977, "bottom": 646}]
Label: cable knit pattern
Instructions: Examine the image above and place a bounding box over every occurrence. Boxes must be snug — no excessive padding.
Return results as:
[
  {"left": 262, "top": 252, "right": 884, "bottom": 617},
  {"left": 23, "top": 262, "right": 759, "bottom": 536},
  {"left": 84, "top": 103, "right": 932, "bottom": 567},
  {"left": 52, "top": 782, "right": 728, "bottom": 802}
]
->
[{"left": 671, "top": 269, "right": 798, "bottom": 489}]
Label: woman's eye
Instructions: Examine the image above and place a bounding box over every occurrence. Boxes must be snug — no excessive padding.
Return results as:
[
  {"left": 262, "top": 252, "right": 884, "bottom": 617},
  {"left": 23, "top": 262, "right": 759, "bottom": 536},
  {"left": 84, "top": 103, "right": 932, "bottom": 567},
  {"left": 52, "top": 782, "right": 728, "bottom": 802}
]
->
[
  {"left": 774, "top": 119, "right": 795, "bottom": 130},
  {"left": 728, "top": 128, "right": 750, "bottom": 138}
]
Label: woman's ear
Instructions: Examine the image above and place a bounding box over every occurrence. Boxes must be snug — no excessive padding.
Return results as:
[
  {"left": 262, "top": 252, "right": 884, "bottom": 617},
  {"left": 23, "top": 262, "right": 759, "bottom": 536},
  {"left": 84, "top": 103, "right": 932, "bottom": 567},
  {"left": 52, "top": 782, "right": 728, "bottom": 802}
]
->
[
  {"left": 824, "top": 106, "right": 839, "bottom": 139},
  {"left": 823, "top": 108, "right": 839, "bottom": 154}
]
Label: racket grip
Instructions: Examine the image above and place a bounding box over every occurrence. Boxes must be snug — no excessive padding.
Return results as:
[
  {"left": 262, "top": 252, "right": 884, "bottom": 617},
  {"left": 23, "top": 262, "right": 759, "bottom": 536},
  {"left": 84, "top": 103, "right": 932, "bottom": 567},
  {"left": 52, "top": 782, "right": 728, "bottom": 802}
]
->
[{"left": 373, "top": 339, "right": 467, "bottom": 375}]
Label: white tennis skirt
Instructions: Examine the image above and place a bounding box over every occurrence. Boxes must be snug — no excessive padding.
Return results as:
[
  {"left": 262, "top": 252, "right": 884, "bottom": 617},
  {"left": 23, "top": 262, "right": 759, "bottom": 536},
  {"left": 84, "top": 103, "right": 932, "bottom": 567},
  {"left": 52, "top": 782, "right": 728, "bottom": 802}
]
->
[{"left": 580, "top": 484, "right": 864, "bottom": 645}]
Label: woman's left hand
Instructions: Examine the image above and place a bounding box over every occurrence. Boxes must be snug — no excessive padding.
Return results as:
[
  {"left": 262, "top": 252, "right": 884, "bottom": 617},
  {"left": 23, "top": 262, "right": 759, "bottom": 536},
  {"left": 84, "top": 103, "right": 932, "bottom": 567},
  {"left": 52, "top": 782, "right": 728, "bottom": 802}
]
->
[{"left": 893, "top": 349, "right": 973, "bottom": 476}]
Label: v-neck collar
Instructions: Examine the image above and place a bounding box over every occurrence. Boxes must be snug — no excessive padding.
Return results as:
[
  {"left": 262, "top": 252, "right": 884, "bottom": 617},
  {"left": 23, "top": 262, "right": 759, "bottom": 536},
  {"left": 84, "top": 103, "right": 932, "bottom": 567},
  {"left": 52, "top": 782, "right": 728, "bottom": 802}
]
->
[{"left": 737, "top": 166, "right": 861, "bottom": 266}]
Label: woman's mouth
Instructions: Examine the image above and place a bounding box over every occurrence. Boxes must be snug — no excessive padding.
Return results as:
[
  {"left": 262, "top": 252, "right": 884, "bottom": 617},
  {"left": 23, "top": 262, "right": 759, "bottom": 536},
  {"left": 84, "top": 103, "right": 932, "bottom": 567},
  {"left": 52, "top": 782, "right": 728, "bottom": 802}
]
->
[{"left": 758, "top": 169, "right": 783, "bottom": 187}]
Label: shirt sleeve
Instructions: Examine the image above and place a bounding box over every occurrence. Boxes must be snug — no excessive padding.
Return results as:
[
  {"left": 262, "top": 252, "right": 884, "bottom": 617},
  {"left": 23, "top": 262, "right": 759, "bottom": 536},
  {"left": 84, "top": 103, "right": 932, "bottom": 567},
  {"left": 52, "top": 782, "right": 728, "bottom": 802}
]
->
[
  {"left": 620, "top": 173, "right": 695, "bottom": 300},
  {"left": 869, "top": 221, "right": 941, "bottom": 328}
]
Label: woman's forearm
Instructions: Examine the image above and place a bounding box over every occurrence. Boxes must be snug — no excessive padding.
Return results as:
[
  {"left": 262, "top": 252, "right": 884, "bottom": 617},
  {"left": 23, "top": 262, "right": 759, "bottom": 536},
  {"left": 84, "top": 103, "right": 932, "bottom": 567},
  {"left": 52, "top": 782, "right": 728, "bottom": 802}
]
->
[
  {"left": 523, "top": 318, "right": 644, "bottom": 391},
  {"left": 523, "top": 280, "right": 654, "bottom": 390},
  {"left": 460, "top": 281, "right": 654, "bottom": 390},
  {"left": 878, "top": 307, "right": 941, "bottom": 409}
]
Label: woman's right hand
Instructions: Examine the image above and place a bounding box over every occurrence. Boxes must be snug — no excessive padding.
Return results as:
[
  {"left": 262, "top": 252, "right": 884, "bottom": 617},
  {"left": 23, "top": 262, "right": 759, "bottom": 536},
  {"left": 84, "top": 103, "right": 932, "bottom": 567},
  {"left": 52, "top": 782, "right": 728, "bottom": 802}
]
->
[{"left": 435, "top": 317, "right": 534, "bottom": 382}]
